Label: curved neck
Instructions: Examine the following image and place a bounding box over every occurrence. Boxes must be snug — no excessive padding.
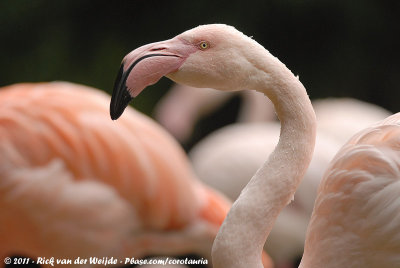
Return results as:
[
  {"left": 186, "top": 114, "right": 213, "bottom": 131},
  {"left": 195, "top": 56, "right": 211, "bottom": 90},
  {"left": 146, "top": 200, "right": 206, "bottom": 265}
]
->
[{"left": 212, "top": 49, "right": 316, "bottom": 268}]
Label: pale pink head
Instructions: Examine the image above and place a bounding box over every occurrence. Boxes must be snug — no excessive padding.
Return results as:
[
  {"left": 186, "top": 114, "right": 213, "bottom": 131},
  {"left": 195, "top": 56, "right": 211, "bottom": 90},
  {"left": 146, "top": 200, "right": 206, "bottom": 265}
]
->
[{"left": 110, "top": 24, "right": 263, "bottom": 120}]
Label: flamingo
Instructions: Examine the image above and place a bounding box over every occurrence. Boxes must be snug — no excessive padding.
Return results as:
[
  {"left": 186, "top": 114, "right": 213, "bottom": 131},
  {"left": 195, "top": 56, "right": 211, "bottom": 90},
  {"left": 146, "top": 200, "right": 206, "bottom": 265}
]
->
[
  {"left": 154, "top": 84, "right": 274, "bottom": 143},
  {"left": 313, "top": 97, "right": 392, "bottom": 144},
  {"left": 155, "top": 84, "right": 390, "bottom": 147},
  {"left": 189, "top": 122, "right": 339, "bottom": 267},
  {"left": 0, "top": 82, "right": 243, "bottom": 266},
  {"left": 110, "top": 24, "right": 400, "bottom": 268},
  {"left": 187, "top": 97, "right": 390, "bottom": 267},
  {"left": 156, "top": 84, "right": 390, "bottom": 266}
]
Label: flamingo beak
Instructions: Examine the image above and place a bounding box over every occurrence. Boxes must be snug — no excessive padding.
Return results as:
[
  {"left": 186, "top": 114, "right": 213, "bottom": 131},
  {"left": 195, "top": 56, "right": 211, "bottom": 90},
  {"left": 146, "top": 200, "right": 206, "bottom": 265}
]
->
[{"left": 110, "top": 38, "right": 197, "bottom": 120}]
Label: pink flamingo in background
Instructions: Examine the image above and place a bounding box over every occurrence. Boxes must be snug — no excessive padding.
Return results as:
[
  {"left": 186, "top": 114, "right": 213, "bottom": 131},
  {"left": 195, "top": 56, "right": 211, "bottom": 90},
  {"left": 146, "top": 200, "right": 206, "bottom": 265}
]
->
[
  {"left": 0, "top": 82, "right": 273, "bottom": 267},
  {"left": 154, "top": 84, "right": 390, "bottom": 147},
  {"left": 313, "top": 97, "right": 392, "bottom": 144},
  {"left": 154, "top": 83, "right": 274, "bottom": 142},
  {"left": 111, "top": 24, "right": 400, "bottom": 267}
]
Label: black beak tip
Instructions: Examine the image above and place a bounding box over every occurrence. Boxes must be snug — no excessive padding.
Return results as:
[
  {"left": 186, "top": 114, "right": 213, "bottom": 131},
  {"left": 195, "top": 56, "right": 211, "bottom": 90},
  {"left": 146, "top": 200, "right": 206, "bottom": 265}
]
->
[
  {"left": 110, "top": 88, "right": 133, "bottom": 120},
  {"left": 110, "top": 105, "right": 125, "bottom": 121},
  {"left": 110, "top": 63, "right": 133, "bottom": 120}
]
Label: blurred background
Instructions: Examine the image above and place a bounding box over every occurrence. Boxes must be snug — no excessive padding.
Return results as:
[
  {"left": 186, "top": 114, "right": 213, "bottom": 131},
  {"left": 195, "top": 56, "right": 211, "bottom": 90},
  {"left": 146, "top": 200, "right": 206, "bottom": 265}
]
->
[
  {"left": 1, "top": 1, "right": 399, "bottom": 267},
  {"left": 1, "top": 0, "right": 399, "bottom": 149}
]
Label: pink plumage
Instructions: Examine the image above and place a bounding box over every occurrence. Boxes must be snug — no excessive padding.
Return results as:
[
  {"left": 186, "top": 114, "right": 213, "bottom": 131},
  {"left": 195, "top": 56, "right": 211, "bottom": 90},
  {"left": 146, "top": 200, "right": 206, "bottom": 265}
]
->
[
  {"left": 0, "top": 82, "right": 232, "bottom": 265},
  {"left": 301, "top": 113, "right": 400, "bottom": 267}
]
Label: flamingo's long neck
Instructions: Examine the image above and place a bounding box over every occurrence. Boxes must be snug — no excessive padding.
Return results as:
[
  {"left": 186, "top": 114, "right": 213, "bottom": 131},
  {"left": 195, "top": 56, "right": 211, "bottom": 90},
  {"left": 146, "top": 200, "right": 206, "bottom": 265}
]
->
[{"left": 212, "top": 46, "right": 316, "bottom": 268}]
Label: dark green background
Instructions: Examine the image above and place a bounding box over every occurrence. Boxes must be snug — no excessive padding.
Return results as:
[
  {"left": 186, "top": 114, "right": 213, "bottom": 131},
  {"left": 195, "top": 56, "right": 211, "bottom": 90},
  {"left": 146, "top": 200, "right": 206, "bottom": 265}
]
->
[{"left": 1, "top": 0, "right": 399, "bottom": 139}]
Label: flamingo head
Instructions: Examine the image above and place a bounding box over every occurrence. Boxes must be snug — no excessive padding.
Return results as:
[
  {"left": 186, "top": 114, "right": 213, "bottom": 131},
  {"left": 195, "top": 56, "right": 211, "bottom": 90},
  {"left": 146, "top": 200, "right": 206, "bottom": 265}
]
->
[{"left": 110, "top": 24, "right": 262, "bottom": 120}]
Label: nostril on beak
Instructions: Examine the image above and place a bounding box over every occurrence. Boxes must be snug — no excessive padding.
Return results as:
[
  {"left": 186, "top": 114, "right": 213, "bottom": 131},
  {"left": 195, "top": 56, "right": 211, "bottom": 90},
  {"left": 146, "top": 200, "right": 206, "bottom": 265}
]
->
[{"left": 150, "top": 47, "right": 166, "bottom": 51}]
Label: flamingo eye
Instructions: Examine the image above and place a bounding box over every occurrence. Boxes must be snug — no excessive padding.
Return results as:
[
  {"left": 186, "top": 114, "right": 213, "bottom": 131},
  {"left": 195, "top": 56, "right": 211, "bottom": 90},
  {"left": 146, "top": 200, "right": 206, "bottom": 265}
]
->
[{"left": 199, "top": 41, "right": 209, "bottom": 50}]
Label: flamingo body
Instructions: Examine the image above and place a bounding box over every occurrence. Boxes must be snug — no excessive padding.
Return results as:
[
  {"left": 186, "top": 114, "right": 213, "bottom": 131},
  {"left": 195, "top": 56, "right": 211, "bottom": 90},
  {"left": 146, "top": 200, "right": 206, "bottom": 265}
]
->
[
  {"left": 301, "top": 113, "right": 400, "bottom": 268},
  {"left": 0, "top": 82, "right": 230, "bottom": 263}
]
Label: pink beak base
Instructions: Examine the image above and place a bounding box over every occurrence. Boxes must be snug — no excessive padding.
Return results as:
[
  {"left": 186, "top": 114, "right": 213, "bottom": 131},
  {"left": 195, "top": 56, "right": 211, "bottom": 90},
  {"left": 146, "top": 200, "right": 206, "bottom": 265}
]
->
[{"left": 110, "top": 39, "right": 196, "bottom": 120}]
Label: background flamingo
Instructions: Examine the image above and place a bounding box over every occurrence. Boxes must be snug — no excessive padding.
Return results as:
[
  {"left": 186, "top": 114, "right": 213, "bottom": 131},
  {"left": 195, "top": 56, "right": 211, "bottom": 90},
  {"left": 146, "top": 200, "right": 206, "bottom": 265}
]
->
[
  {"left": 154, "top": 84, "right": 390, "bottom": 148},
  {"left": 154, "top": 84, "right": 274, "bottom": 143},
  {"left": 111, "top": 24, "right": 400, "bottom": 267},
  {"left": 313, "top": 97, "right": 392, "bottom": 144},
  {"left": 0, "top": 82, "right": 247, "bottom": 267}
]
